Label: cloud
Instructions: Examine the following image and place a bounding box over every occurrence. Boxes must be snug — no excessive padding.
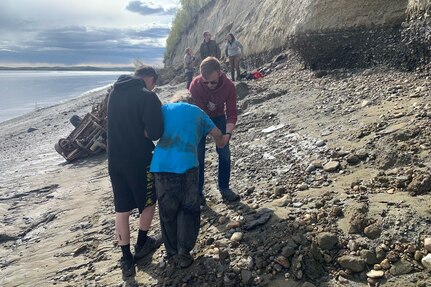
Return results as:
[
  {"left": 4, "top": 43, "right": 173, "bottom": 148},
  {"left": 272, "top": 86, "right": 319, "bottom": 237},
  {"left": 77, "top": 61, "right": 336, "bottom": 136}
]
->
[
  {"left": 0, "top": 25, "right": 171, "bottom": 66},
  {"left": 126, "top": 1, "right": 177, "bottom": 16}
]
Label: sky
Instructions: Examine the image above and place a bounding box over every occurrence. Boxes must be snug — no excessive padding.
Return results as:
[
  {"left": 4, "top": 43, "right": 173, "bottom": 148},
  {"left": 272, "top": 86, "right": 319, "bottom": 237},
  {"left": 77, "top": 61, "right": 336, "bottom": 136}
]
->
[{"left": 0, "top": 0, "right": 179, "bottom": 67}]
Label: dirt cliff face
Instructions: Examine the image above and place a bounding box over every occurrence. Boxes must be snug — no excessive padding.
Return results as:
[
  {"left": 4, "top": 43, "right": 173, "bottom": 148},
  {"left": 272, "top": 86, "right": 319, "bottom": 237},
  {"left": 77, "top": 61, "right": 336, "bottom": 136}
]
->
[{"left": 164, "top": 0, "right": 429, "bottom": 70}]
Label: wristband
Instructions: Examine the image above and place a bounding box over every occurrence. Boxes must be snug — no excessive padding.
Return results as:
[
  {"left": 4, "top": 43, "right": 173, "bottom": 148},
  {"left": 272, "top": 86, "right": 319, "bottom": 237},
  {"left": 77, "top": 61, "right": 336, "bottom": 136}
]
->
[{"left": 226, "top": 132, "right": 232, "bottom": 137}]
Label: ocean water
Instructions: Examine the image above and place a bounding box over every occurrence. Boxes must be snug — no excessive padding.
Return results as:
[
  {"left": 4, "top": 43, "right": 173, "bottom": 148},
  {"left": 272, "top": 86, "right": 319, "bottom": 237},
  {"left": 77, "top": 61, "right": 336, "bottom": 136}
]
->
[{"left": 0, "top": 70, "right": 129, "bottom": 123}]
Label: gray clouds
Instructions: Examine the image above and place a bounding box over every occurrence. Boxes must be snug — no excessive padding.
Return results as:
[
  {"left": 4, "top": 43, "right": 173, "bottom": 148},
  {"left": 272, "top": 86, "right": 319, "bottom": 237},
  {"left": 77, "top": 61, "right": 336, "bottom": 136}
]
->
[
  {"left": 126, "top": 1, "right": 177, "bottom": 16},
  {"left": 0, "top": 0, "right": 178, "bottom": 66},
  {"left": 0, "top": 26, "right": 171, "bottom": 65}
]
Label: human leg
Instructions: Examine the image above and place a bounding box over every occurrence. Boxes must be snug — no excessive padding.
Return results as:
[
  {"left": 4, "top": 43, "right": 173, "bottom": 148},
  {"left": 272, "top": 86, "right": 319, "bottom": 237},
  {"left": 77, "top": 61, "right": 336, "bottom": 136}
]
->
[
  {"left": 155, "top": 172, "right": 181, "bottom": 258},
  {"left": 229, "top": 56, "right": 235, "bottom": 81},
  {"left": 234, "top": 55, "right": 241, "bottom": 81},
  {"left": 186, "top": 72, "right": 193, "bottom": 89},
  {"left": 177, "top": 168, "right": 200, "bottom": 268}
]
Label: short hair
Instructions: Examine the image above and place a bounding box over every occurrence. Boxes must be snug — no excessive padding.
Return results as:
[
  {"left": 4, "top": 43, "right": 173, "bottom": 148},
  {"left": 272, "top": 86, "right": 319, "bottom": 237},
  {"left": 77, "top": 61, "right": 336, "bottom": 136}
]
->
[
  {"left": 203, "top": 31, "right": 210, "bottom": 37},
  {"left": 200, "top": 57, "right": 221, "bottom": 79},
  {"left": 134, "top": 65, "right": 158, "bottom": 83},
  {"left": 170, "top": 90, "right": 195, "bottom": 104}
]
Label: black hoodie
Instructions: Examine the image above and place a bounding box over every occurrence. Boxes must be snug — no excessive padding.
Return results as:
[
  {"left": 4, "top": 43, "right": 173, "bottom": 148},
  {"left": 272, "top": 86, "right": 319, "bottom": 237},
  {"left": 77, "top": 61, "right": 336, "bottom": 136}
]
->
[{"left": 107, "top": 75, "right": 163, "bottom": 169}]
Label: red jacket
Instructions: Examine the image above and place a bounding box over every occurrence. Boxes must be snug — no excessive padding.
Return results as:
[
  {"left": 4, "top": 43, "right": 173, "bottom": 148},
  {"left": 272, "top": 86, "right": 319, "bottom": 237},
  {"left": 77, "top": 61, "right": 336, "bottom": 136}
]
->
[{"left": 189, "top": 73, "right": 238, "bottom": 124}]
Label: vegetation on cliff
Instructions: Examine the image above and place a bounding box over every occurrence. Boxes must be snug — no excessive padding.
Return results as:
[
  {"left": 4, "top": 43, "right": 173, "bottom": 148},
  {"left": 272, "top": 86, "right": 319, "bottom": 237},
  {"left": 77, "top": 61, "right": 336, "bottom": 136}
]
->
[{"left": 164, "top": 0, "right": 212, "bottom": 61}]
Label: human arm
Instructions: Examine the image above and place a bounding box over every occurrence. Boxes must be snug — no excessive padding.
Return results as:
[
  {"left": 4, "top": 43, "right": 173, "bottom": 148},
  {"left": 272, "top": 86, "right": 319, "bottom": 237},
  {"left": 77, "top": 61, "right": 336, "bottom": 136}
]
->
[
  {"left": 142, "top": 92, "right": 164, "bottom": 140},
  {"left": 209, "top": 127, "right": 229, "bottom": 148},
  {"left": 237, "top": 41, "right": 244, "bottom": 54},
  {"left": 199, "top": 43, "right": 205, "bottom": 60}
]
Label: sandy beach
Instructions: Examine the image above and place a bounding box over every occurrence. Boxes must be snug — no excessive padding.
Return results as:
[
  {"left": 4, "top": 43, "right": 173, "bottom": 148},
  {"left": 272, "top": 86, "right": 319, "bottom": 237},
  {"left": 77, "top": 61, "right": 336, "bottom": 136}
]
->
[{"left": 1, "top": 62, "right": 431, "bottom": 287}]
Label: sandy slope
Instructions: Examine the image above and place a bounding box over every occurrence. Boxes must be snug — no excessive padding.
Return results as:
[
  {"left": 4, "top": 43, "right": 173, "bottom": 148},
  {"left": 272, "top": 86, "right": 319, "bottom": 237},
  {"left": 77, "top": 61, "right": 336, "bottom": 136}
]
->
[{"left": 0, "top": 63, "right": 430, "bottom": 287}]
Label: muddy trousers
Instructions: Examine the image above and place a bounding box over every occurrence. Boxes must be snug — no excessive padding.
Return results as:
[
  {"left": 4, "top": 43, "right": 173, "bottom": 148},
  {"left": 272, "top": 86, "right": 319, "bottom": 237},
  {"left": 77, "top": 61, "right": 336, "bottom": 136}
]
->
[
  {"left": 229, "top": 55, "right": 241, "bottom": 81},
  {"left": 155, "top": 168, "right": 200, "bottom": 257}
]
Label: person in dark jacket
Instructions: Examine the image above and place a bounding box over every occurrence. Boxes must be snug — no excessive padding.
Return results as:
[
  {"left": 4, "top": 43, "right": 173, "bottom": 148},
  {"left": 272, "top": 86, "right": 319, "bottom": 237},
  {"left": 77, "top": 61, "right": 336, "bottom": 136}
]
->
[
  {"left": 107, "top": 65, "right": 163, "bottom": 279},
  {"left": 199, "top": 31, "right": 221, "bottom": 61}
]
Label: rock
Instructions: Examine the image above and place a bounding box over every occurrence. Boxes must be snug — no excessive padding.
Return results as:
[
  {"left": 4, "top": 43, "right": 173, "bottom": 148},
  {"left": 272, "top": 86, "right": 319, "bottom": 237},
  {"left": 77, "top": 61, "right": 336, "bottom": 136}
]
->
[
  {"left": 27, "top": 127, "right": 38, "bottom": 133},
  {"left": 274, "top": 186, "right": 287, "bottom": 196},
  {"left": 421, "top": 254, "right": 431, "bottom": 271},
  {"left": 311, "top": 160, "right": 323, "bottom": 168},
  {"left": 227, "top": 221, "right": 241, "bottom": 229},
  {"left": 243, "top": 209, "right": 273, "bottom": 230},
  {"left": 361, "top": 100, "right": 370, "bottom": 107},
  {"left": 356, "top": 150, "right": 369, "bottom": 160},
  {"left": 386, "top": 251, "right": 399, "bottom": 263},
  {"left": 230, "top": 232, "right": 243, "bottom": 242},
  {"left": 414, "top": 250, "right": 423, "bottom": 261},
  {"left": 218, "top": 216, "right": 227, "bottom": 225},
  {"left": 364, "top": 223, "right": 382, "bottom": 239},
  {"left": 297, "top": 183, "right": 309, "bottom": 191},
  {"left": 337, "top": 256, "right": 366, "bottom": 272},
  {"left": 360, "top": 250, "right": 378, "bottom": 265},
  {"left": 346, "top": 154, "right": 360, "bottom": 165},
  {"left": 389, "top": 259, "right": 412, "bottom": 276},
  {"left": 305, "top": 164, "right": 316, "bottom": 173},
  {"left": 274, "top": 194, "right": 292, "bottom": 207},
  {"left": 367, "top": 270, "right": 384, "bottom": 279},
  {"left": 206, "top": 237, "right": 215, "bottom": 246},
  {"left": 316, "top": 140, "right": 326, "bottom": 147},
  {"left": 274, "top": 256, "right": 290, "bottom": 268},
  {"left": 293, "top": 202, "right": 303, "bottom": 208},
  {"left": 236, "top": 82, "right": 250, "bottom": 100},
  {"left": 240, "top": 269, "right": 253, "bottom": 285},
  {"left": 323, "top": 161, "right": 340, "bottom": 172},
  {"left": 281, "top": 245, "right": 296, "bottom": 257},
  {"left": 219, "top": 249, "right": 230, "bottom": 261},
  {"left": 380, "top": 259, "right": 391, "bottom": 270},
  {"left": 375, "top": 246, "right": 386, "bottom": 261},
  {"left": 424, "top": 238, "right": 431, "bottom": 252},
  {"left": 316, "top": 232, "right": 338, "bottom": 251}
]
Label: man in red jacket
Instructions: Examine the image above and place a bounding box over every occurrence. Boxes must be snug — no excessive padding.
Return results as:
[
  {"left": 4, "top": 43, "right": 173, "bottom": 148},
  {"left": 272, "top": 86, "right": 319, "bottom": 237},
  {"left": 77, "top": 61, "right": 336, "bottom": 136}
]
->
[{"left": 189, "top": 57, "right": 240, "bottom": 203}]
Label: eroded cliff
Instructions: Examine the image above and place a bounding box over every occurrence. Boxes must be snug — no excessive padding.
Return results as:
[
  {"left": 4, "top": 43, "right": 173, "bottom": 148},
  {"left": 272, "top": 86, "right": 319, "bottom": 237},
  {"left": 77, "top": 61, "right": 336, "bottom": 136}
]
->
[{"left": 164, "top": 0, "right": 430, "bottom": 70}]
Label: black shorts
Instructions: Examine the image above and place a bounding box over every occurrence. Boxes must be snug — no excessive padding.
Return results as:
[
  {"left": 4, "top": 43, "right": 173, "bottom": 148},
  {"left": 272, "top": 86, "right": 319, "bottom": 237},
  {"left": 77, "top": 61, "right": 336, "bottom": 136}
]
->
[{"left": 109, "top": 165, "right": 156, "bottom": 213}]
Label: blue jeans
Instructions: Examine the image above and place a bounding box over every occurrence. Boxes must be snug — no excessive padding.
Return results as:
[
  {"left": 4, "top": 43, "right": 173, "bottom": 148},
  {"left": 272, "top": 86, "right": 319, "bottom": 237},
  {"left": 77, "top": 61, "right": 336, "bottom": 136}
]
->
[{"left": 198, "top": 115, "right": 231, "bottom": 194}]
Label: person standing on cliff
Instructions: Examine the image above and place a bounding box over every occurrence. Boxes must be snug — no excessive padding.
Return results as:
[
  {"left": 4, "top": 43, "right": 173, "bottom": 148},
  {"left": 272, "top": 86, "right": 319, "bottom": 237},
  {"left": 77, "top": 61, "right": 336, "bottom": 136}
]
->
[
  {"left": 199, "top": 31, "right": 221, "bottom": 61},
  {"left": 189, "top": 57, "right": 240, "bottom": 203},
  {"left": 150, "top": 92, "right": 230, "bottom": 268},
  {"left": 107, "top": 66, "right": 164, "bottom": 279},
  {"left": 225, "top": 33, "right": 244, "bottom": 81},
  {"left": 184, "top": 47, "right": 196, "bottom": 89}
]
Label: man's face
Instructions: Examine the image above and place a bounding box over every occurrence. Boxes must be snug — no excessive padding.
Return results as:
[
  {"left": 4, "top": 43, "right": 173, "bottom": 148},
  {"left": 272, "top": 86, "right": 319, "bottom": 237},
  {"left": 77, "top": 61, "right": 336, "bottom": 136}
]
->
[
  {"left": 204, "top": 33, "right": 211, "bottom": 41},
  {"left": 202, "top": 71, "right": 220, "bottom": 90},
  {"left": 143, "top": 76, "right": 156, "bottom": 91}
]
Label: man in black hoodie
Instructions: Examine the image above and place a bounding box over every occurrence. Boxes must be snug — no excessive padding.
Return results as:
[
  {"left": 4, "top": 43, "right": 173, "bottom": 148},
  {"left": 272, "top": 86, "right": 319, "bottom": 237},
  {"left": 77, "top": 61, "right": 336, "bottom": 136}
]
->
[{"left": 107, "top": 65, "right": 163, "bottom": 279}]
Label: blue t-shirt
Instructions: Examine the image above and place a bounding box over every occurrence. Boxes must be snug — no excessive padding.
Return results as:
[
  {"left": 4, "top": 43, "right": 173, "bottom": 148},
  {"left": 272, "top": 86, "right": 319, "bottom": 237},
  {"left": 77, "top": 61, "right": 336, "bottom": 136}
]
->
[{"left": 150, "top": 102, "right": 215, "bottom": 174}]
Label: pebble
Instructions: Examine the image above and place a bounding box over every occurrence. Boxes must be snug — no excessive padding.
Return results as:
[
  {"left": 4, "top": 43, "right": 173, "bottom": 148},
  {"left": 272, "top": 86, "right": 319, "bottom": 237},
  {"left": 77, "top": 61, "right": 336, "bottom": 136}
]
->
[
  {"left": 337, "top": 256, "right": 366, "bottom": 272},
  {"left": 218, "top": 216, "right": 227, "bottom": 225},
  {"left": 316, "top": 140, "right": 326, "bottom": 147},
  {"left": 364, "top": 223, "right": 382, "bottom": 239},
  {"left": 230, "top": 232, "right": 243, "bottom": 242},
  {"left": 316, "top": 232, "right": 338, "bottom": 251},
  {"left": 274, "top": 194, "right": 292, "bottom": 207},
  {"left": 227, "top": 221, "right": 241, "bottom": 229},
  {"left": 323, "top": 161, "right": 340, "bottom": 172},
  {"left": 389, "top": 259, "right": 412, "bottom": 276},
  {"left": 274, "top": 256, "right": 290, "bottom": 268},
  {"left": 240, "top": 269, "right": 253, "bottom": 285},
  {"left": 421, "top": 253, "right": 431, "bottom": 271},
  {"left": 380, "top": 259, "right": 391, "bottom": 270},
  {"left": 367, "top": 270, "right": 384, "bottom": 279},
  {"left": 424, "top": 237, "right": 431, "bottom": 252}
]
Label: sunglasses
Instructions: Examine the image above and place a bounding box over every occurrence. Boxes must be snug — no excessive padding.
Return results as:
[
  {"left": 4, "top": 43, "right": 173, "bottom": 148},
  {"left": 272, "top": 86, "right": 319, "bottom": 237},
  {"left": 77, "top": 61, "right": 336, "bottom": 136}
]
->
[{"left": 202, "top": 80, "right": 218, "bottom": 85}]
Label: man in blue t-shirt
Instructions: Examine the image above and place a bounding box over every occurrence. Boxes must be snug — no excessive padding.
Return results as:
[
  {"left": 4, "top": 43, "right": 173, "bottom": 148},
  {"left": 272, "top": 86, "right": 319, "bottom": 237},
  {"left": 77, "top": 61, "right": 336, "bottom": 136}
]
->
[{"left": 150, "top": 93, "right": 229, "bottom": 268}]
